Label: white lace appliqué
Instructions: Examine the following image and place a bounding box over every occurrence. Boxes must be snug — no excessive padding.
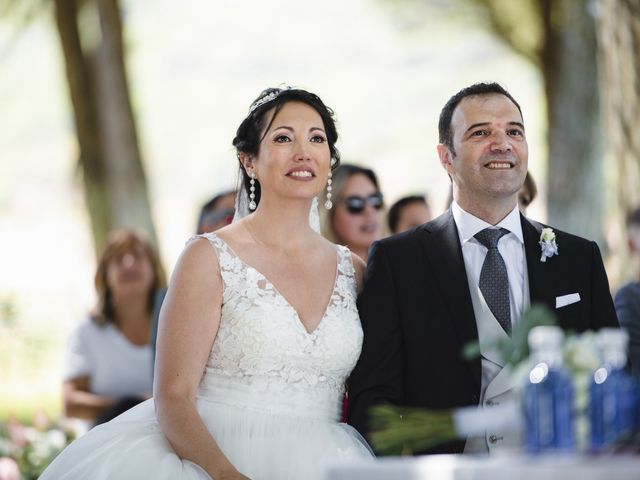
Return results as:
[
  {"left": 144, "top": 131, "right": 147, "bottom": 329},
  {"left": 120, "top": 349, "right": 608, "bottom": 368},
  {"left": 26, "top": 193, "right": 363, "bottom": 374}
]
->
[{"left": 195, "top": 233, "right": 363, "bottom": 419}]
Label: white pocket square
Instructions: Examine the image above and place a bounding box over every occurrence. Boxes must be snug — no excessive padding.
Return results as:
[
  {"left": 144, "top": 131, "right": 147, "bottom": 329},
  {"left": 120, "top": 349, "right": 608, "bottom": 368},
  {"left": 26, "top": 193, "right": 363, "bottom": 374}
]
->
[{"left": 556, "top": 293, "right": 581, "bottom": 308}]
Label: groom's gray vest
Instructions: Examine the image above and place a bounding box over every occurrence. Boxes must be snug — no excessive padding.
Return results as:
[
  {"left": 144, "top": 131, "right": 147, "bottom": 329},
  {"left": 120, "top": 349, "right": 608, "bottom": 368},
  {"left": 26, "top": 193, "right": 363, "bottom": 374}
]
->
[{"left": 462, "top": 262, "right": 530, "bottom": 454}]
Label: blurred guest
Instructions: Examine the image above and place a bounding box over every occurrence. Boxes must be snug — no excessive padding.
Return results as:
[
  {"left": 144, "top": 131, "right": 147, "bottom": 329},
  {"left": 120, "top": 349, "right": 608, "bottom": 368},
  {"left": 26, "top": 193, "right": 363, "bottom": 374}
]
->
[
  {"left": 63, "top": 230, "right": 166, "bottom": 429},
  {"left": 196, "top": 190, "right": 237, "bottom": 234},
  {"left": 615, "top": 207, "right": 640, "bottom": 378},
  {"left": 388, "top": 195, "right": 432, "bottom": 234},
  {"left": 322, "top": 163, "right": 384, "bottom": 262},
  {"left": 518, "top": 171, "right": 537, "bottom": 214}
]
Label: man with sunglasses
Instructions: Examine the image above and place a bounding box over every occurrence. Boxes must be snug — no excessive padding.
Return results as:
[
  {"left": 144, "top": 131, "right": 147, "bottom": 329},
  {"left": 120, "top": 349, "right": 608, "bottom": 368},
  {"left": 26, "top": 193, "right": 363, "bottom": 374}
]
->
[{"left": 348, "top": 82, "right": 618, "bottom": 455}]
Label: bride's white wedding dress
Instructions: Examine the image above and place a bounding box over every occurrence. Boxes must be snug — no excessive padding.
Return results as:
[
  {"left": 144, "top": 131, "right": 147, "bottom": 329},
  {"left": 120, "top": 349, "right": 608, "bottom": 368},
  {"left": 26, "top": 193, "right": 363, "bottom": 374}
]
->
[{"left": 40, "top": 233, "right": 373, "bottom": 479}]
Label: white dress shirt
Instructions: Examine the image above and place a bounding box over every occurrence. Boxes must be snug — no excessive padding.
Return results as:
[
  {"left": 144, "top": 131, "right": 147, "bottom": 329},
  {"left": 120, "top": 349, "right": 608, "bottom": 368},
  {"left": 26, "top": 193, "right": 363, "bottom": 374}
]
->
[{"left": 451, "top": 201, "right": 527, "bottom": 329}]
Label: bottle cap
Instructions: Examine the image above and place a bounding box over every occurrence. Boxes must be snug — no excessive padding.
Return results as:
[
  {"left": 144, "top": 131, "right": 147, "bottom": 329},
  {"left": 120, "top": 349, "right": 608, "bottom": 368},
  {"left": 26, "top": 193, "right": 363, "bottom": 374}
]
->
[
  {"left": 528, "top": 325, "right": 564, "bottom": 350},
  {"left": 596, "top": 327, "right": 628, "bottom": 352}
]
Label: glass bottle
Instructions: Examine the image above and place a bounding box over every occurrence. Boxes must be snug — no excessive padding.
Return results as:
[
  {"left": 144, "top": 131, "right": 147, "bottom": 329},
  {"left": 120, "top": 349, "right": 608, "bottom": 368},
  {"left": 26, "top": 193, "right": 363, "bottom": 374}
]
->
[
  {"left": 523, "top": 326, "right": 575, "bottom": 453},
  {"left": 589, "top": 328, "right": 638, "bottom": 450}
]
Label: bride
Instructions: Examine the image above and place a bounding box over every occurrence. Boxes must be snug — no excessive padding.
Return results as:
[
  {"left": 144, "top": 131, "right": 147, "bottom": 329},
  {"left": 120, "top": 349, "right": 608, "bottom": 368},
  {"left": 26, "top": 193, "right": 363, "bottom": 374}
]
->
[{"left": 40, "top": 87, "right": 374, "bottom": 479}]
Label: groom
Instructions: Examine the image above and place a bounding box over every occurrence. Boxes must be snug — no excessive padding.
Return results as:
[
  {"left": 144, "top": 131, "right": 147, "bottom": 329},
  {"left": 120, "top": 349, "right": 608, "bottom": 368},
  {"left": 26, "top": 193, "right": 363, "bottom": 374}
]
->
[{"left": 347, "top": 82, "right": 619, "bottom": 454}]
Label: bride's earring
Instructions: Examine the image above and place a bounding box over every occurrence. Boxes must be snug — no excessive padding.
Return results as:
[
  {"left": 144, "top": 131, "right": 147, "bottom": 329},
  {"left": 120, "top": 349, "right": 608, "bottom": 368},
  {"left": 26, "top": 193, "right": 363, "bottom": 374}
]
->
[
  {"left": 249, "top": 172, "right": 257, "bottom": 211},
  {"left": 324, "top": 159, "right": 335, "bottom": 210}
]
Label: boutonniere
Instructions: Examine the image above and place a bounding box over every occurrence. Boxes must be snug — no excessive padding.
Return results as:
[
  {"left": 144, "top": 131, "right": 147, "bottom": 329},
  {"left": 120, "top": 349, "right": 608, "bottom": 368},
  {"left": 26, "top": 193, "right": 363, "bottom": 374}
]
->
[{"left": 539, "top": 227, "right": 558, "bottom": 262}]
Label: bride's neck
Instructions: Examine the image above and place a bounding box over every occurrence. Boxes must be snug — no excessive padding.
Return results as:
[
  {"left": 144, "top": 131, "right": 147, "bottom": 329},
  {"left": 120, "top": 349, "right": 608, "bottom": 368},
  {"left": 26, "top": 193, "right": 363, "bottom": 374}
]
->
[{"left": 245, "top": 197, "right": 316, "bottom": 248}]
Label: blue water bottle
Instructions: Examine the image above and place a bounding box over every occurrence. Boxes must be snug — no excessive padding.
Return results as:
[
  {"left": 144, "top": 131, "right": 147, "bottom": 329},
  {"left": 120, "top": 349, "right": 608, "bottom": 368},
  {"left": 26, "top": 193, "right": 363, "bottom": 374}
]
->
[
  {"left": 523, "top": 326, "right": 575, "bottom": 453},
  {"left": 589, "top": 328, "right": 638, "bottom": 450}
]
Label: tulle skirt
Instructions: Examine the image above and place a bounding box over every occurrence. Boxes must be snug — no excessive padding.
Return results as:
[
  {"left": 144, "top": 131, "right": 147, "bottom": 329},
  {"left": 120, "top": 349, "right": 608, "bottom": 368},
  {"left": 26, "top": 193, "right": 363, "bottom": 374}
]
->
[{"left": 39, "top": 395, "right": 373, "bottom": 480}]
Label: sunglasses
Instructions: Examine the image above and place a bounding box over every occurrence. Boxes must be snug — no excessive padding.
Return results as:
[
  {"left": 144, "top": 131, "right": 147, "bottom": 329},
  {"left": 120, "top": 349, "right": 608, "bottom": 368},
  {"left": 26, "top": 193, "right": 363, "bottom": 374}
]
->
[{"left": 340, "top": 193, "right": 384, "bottom": 214}]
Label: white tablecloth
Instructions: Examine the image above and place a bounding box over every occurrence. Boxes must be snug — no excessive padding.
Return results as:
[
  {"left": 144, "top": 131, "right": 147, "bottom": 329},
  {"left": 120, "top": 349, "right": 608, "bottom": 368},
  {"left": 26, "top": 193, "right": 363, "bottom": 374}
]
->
[{"left": 326, "top": 454, "right": 640, "bottom": 480}]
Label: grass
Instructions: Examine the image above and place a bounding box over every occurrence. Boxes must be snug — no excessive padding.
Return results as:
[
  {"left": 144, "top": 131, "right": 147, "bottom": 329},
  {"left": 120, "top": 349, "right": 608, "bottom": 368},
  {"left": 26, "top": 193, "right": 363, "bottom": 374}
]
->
[
  {"left": 1, "top": 385, "right": 63, "bottom": 423},
  {"left": 1, "top": 307, "right": 66, "bottom": 422}
]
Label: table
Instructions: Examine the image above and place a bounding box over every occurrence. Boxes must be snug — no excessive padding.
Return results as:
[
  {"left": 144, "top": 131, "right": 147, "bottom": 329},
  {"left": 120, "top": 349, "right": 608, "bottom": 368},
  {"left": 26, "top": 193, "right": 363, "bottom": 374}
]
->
[{"left": 325, "top": 454, "right": 640, "bottom": 480}]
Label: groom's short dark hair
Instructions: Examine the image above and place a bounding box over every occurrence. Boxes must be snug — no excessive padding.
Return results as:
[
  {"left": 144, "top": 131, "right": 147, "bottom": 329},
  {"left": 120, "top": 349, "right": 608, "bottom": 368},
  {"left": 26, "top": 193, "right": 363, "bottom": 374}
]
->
[{"left": 438, "top": 82, "right": 523, "bottom": 151}]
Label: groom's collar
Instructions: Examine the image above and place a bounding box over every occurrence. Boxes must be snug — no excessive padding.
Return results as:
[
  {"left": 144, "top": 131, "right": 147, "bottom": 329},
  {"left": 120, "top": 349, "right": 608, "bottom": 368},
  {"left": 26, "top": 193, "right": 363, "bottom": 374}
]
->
[{"left": 451, "top": 201, "right": 524, "bottom": 247}]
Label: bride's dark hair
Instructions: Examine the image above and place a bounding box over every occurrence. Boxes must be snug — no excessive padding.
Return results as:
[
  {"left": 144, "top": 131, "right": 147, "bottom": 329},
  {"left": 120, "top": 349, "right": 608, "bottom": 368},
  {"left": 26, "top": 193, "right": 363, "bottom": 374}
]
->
[{"left": 232, "top": 87, "right": 341, "bottom": 209}]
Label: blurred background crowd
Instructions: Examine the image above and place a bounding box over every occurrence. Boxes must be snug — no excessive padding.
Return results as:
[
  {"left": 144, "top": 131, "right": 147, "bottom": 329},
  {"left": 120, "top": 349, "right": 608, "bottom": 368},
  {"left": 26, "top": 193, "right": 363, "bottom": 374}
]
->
[{"left": 2, "top": 0, "right": 640, "bottom": 477}]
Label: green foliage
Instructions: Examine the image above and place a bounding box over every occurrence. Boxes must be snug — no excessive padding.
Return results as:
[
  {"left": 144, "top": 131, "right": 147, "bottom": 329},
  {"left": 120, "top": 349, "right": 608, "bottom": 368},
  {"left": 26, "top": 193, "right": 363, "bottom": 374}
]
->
[
  {"left": 463, "top": 302, "right": 558, "bottom": 367},
  {"left": 0, "top": 296, "right": 65, "bottom": 420},
  {"left": 0, "top": 297, "right": 17, "bottom": 328},
  {"left": 375, "top": 0, "right": 544, "bottom": 65},
  {"left": 0, "top": 296, "right": 57, "bottom": 377},
  {"left": 0, "top": 0, "right": 51, "bottom": 59},
  {"left": 0, "top": 416, "right": 75, "bottom": 480},
  {"left": 369, "top": 404, "right": 456, "bottom": 455},
  {"left": 466, "top": 0, "right": 544, "bottom": 64},
  {"left": 0, "top": 0, "right": 50, "bottom": 21}
]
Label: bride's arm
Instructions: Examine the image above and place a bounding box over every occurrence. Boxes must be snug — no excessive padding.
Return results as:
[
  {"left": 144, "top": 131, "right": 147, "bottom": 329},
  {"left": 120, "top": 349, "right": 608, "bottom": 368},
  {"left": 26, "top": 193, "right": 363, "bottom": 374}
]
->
[{"left": 154, "top": 238, "right": 248, "bottom": 479}]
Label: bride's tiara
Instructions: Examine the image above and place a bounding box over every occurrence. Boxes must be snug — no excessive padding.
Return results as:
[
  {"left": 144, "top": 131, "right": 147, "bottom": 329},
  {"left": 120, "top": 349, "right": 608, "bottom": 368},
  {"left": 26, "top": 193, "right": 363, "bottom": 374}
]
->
[{"left": 248, "top": 86, "right": 292, "bottom": 114}]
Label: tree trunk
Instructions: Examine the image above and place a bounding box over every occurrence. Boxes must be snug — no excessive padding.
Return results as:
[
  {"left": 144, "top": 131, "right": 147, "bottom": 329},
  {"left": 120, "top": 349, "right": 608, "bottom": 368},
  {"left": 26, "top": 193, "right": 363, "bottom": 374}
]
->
[
  {"left": 595, "top": 0, "right": 640, "bottom": 285},
  {"left": 54, "top": 0, "right": 112, "bottom": 252},
  {"left": 53, "top": 0, "right": 157, "bottom": 255},
  {"left": 541, "top": 0, "right": 604, "bottom": 247}
]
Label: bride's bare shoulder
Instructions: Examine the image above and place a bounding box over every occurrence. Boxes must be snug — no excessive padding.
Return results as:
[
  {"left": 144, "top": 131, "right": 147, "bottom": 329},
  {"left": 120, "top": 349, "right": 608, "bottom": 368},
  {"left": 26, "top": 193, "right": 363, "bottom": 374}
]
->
[
  {"left": 176, "top": 235, "right": 221, "bottom": 276},
  {"left": 210, "top": 221, "right": 251, "bottom": 247}
]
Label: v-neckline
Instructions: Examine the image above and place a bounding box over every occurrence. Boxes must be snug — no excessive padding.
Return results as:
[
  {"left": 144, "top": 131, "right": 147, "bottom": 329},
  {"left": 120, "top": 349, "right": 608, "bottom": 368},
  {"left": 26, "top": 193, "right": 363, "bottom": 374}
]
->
[{"left": 213, "top": 234, "right": 340, "bottom": 336}]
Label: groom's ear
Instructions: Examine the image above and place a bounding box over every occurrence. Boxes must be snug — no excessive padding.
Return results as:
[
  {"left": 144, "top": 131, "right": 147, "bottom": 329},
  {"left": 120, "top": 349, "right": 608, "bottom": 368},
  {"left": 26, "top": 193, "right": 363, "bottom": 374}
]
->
[{"left": 437, "top": 143, "right": 454, "bottom": 175}]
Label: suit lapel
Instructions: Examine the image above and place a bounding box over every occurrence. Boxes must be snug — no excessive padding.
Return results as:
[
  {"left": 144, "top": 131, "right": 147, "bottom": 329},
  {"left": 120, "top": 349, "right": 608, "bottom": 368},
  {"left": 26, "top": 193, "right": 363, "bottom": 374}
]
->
[
  {"left": 522, "top": 215, "right": 545, "bottom": 305},
  {"left": 522, "top": 215, "right": 583, "bottom": 331},
  {"left": 522, "top": 214, "right": 560, "bottom": 313},
  {"left": 417, "top": 210, "right": 481, "bottom": 388}
]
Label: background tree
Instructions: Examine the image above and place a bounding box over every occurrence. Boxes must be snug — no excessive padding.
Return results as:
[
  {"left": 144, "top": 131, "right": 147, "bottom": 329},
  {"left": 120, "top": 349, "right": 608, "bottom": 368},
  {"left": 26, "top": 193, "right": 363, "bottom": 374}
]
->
[
  {"left": 55, "top": 0, "right": 157, "bottom": 254},
  {"left": 537, "top": 0, "right": 603, "bottom": 248},
  {"left": 2, "top": 0, "right": 158, "bottom": 255},
  {"left": 596, "top": 0, "right": 640, "bottom": 283}
]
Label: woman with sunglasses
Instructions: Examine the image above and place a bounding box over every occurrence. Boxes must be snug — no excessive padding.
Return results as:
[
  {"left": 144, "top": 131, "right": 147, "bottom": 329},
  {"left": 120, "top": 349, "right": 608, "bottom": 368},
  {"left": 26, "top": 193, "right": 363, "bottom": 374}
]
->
[
  {"left": 40, "top": 87, "right": 374, "bottom": 480},
  {"left": 322, "top": 164, "right": 385, "bottom": 263}
]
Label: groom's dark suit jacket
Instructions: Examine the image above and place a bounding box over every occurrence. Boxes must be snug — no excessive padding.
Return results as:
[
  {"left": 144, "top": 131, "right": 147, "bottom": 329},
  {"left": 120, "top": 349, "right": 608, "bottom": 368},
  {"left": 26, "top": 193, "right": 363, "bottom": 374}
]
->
[{"left": 347, "top": 209, "right": 619, "bottom": 453}]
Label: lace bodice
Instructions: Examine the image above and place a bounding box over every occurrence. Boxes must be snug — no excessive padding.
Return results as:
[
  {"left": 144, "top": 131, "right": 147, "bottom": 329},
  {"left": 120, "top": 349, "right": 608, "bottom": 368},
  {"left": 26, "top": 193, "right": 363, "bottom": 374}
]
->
[{"left": 195, "top": 233, "right": 363, "bottom": 421}]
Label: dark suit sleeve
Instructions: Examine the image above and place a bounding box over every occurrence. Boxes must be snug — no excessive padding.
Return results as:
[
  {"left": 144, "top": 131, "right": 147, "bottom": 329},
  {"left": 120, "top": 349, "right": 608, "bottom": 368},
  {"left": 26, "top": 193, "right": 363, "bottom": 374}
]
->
[
  {"left": 614, "top": 283, "right": 640, "bottom": 378},
  {"left": 347, "top": 240, "right": 404, "bottom": 440},
  {"left": 588, "top": 241, "right": 619, "bottom": 329}
]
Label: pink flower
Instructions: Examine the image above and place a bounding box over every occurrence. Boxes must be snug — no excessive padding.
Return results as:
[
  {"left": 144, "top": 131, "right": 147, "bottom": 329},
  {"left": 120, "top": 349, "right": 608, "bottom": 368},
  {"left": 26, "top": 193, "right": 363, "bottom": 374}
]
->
[
  {"left": 0, "top": 457, "right": 20, "bottom": 480},
  {"left": 6, "top": 417, "right": 27, "bottom": 448}
]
